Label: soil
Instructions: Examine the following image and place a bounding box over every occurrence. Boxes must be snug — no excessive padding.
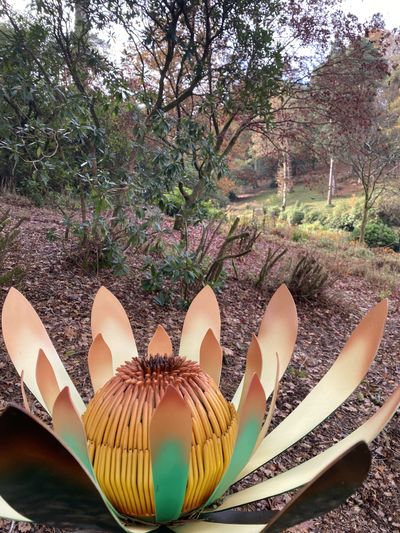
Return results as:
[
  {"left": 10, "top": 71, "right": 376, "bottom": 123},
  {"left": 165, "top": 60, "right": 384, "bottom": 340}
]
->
[{"left": 0, "top": 196, "right": 398, "bottom": 533}]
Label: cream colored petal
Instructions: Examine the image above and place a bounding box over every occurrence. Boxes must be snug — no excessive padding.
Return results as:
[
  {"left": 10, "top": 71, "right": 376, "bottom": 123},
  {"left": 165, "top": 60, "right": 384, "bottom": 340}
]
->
[
  {"left": 91, "top": 286, "right": 138, "bottom": 370},
  {"left": 88, "top": 334, "right": 113, "bottom": 393},
  {"left": 237, "top": 299, "right": 388, "bottom": 480},
  {"left": 217, "top": 385, "right": 399, "bottom": 510},
  {"left": 52, "top": 387, "right": 94, "bottom": 476},
  {"left": 20, "top": 371, "right": 30, "bottom": 412},
  {"left": 2, "top": 288, "right": 85, "bottom": 415},
  {"left": 232, "top": 285, "right": 297, "bottom": 407},
  {"left": 36, "top": 349, "right": 60, "bottom": 414},
  {"left": 254, "top": 353, "right": 280, "bottom": 450},
  {"left": 199, "top": 329, "right": 223, "bottom": 385},
  {"left": 172, "top": 520, "right": 266, "bottom": 533},
  {"left": 179, "top": 286, "right": 221, "bottom": 363},
  {"left": 148, "top": 325, "right": 173, "bottom": 356},
  {"left": 237, "top": 335, "right": 263, "bottom": 413},
  {"left": 125, "top": 527, "right": 158, "bottom": 533},
  {"left": 0, "top": 496, "right": 30, "bottom": 522}
]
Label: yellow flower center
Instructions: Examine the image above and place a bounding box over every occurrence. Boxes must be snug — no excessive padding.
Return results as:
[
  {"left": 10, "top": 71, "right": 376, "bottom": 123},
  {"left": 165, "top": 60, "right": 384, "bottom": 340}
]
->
[{"left": 83, "top": 355, "right": 238, "bottom": 519}]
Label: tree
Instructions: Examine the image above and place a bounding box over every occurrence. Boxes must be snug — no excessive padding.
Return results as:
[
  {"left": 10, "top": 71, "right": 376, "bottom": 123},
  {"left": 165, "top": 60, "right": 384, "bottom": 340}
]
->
[
  {"left": 308, "top": 37, "right": 388, "bottom": 205},
  {"left": 119, "top": 0, "right": 284, "bottom": 230},
  {"left": 343, "top": 122, "right": 400, "bottom": 243}
]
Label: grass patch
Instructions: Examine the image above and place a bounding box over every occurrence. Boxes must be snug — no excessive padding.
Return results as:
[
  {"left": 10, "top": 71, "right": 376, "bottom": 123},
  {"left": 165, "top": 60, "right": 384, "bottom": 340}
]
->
[{"left": 230, "top": 184, "right": 361, "bottom": 219}]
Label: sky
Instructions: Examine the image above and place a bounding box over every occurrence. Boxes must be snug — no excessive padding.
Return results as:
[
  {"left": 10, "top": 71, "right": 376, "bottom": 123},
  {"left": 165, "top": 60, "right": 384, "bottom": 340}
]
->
[
  {"left": 4, "top": 0, "right": 400, "bottom": 58},
  {"left": 342, "top": 0, "right": 400, "bottom": 29},
  {"left": 7, "top": 0, "right": 400, "bottom": 30}
]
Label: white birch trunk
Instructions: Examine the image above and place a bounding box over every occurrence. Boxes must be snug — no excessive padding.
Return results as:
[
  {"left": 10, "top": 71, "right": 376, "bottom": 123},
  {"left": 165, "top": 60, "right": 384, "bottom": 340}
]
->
[{"left": 327, "top": 156, "right": 335, "bottom": 205}]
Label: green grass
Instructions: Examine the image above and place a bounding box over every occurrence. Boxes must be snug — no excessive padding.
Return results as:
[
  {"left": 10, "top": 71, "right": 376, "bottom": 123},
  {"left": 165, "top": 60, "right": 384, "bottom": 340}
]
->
[{"left": 229, "top": 185, "right": 361, "bottom": 218}]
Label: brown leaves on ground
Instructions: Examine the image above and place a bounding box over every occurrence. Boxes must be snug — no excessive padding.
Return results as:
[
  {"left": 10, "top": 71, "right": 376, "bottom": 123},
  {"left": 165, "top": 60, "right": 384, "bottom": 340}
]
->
[{"left": 0, "top": 197, "right": 399, "bottom": 533}]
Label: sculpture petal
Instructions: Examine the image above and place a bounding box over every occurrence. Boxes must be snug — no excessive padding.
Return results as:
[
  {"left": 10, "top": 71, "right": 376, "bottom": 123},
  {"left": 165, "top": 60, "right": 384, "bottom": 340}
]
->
[
  {"left": 238, "top": 299, "right": 388, "bottom": 480},
  {"left": 171, "top": 521, "right": 266, "bottom": 533},
  {"left": 148, "top": 325, "right": 173, "bottom": 356},
  {"left": 236, "top": 335, "right": 262, "bottom": 413},
  {"left": 232, "top": 285, "right": 297, "bottom": 407},
  {"left": 216, "top": 385, "right": 399, "bottom": 510},
  {"left": 0, "top": 496, "right": 29, "bottom": 522},
  {"left": 202, "top": 509, "right": 275, "bottom": 524},
  {"left": 0, "top": 406, "right": 153, "bottom": 532},
  {"left": 92, "top": 286, "right": 138, "bottom": 370},
  {"left": 187, "top": 444, "right": 370, "bottom": 532},
  {"left": 206, "top": 374, "right": 265, "bottom": 505},
  {"left": 262, "top": 442, "right": 371, "bottom": 532},
  {"left": 150, "top": 386, "right": 192, "bottom": 522},
  {"left": 179, "top": 286, "right": 221, "bottom": 363},
  {"left": 53, "top": 386, "right": 94, "bottom": 476},
  {"left": 88, "top": 333, "right": 113, "bottom": 393},
  {"left": 36, "top": 349, "right": 60, "bottom": 413},
  {"left": 254, "top": 353, "right": 280, "bottom": 449},
  {"left": 199, "top": 329, "right": 223, "bottom": 385},
  {"left": 2, "top": 288, "right": 85, "bottom": 414}
]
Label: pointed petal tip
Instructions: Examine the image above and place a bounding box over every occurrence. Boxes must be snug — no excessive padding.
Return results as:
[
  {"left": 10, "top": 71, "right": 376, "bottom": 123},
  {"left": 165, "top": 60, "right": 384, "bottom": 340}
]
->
[
  {"left": 2, "top": 286, "right": 23, "bottom": 313},
  {"left": 377, "top": 297, "right": 389, "bottom": 313},
  {"left": 198, "top": 284, "right": 219, "bottom": 304},
  {"left": 5, "top": 286, "right": 20, "bottom": 298},
  {"left": 148, "top": 325, "right": 173, "bottom": 356},
  {"left": 203, "top": 284, "right": 216, "bottom": 295},
  {"left": 274, "top": 283, "right": 296, "bottom": 306}
]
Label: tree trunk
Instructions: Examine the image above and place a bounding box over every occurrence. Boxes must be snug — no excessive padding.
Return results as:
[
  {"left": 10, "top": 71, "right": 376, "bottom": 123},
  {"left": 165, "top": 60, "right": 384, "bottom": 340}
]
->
[
  {"left": 359, "top": 203, "right": 369, "bottom": 245},
  {"left": 285, "top": 151, "right": 293, "bottom": 192},
  {"left": 327, "top": 156, "right": 335, "bottom": 206},
  {"left": 281, "top": 157, "right": 287, "bottom": 210},
  {"left": 174, "top": 179, "right": 205, "bottom": 236}
]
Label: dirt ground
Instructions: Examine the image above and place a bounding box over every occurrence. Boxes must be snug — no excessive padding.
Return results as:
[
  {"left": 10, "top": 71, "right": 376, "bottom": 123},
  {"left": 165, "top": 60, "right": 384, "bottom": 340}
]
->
[{"left": 0, "top": 197, "right": 399, "bottom": 533}]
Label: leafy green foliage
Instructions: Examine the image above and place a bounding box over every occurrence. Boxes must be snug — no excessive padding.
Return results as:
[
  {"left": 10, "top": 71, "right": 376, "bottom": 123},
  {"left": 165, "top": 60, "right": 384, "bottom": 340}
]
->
[
  {"left": 327, "top": 200, "right": 364, "bottom": 231},
  {"left": 63, "top": 187, "right": 164, "bottom": 274},
  {"left": 159, "top": 187, "right": 222, "bottom": 223},
  {"left": 353, "top": 222, "right": 399, "bottom": 250},
  {"left": 289, "top": 209, "right": 305, "bottom": 226},
  {"left": 142, "top": 217, "right": 259, "bottom": 306},
  {"left": 142, "top": 243, "right": 204, "bottom": 307}
]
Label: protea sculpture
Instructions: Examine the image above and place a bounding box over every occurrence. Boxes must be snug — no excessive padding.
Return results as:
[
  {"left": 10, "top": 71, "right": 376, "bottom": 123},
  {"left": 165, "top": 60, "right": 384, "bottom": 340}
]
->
[{"left": 0, "top": 285, "right": 398, "bottom": 533}]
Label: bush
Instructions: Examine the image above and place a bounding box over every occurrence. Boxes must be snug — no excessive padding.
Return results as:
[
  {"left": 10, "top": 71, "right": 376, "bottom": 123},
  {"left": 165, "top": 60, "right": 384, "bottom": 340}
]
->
[
  {"left": 328, "top": 200, "right": 364, "bottom": 232},
  {"left": 268, "top": 205, "right": 281, "bottom": 218},
  {"left": 159, "top": 187, "right": 222, "bottom": 222},
  {"left": 142, "top": 217, "right": 260, "bottom": 306},
  {"left": 291, "top": 228, "right": 307, "bottom": 242},
  {"left": 64, "top": 202, "right": 164, "bottom": 275},
  {"left": 218, "top": 177, "right": 237, "bottom": 197},
  {"left": 289, "top": 209, "right": 305, "bottom": 225},
  {"left": 286, "top": 254, "right": 329, "bottom": 300},
  {"left": 353, "top": 222, "right": 399, "bottom": 249},
  {"left": 142, "top": 243, "right": 204, "bottom": 307},
  {"left": 377, "top": 196, "right": 400, "bottom": 227},
  {"left": 303, "top": 209, "right": 329, "bottom": 225}
]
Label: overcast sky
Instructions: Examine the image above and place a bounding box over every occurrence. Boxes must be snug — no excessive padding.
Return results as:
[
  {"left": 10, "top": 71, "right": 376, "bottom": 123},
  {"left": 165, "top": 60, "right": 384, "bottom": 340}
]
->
[
  {"left": 5, "top": 0, "right": 400, "bottom": 54},
  {"left": 7, "top": 0, "right": 400, "bottom": 30},
  {"left": 342, "top": 0, "right": 400, "bottom": 29}
]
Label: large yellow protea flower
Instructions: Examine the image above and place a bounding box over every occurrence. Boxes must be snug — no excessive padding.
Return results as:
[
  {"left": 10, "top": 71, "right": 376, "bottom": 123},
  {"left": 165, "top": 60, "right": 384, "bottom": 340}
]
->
[{"left": 0, "top": 285, "right": 398, "bottom": 533}]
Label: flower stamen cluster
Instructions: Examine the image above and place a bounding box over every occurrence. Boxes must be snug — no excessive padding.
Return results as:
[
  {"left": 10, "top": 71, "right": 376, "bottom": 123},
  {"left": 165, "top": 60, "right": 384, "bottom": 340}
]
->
[{"left": 83, "top": 355, "right": 238, "bottom": 518}]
